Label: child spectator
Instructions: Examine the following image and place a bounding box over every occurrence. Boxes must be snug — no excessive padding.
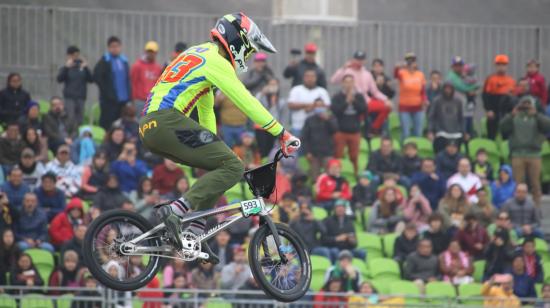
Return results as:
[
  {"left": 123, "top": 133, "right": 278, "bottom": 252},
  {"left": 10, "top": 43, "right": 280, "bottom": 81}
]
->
[
  {"left": 393, "top": 223, "right": 419, "bottom": 264},
  {"left": 163, "top": 273, "right": 192, "bottom": 307},
  {"left": 402, "top": 185, "right": 432, "bottom": 231},
  {"left": 302, "top": 107, "right": 337, "bottom": 180},
  {"left": 71, "top": 272, "right": 102, "bottom": 308},
  {"left": 35, "top": 172, "right": 66, "bottom": 220},
  {"left": 0, "top": 73, "right": 31, "bottom": 126},
  {"left": 455, "top": 213, "right": 490, "bottom": 260},
  {"left": 351, "top": 170, "right": 376, "bottom": 213},
  {"left": 80, "top": 152, "right": 109, "bottom": 200},
  {"left": 422, "top": 213, "right": 450, "bottom": 255},
  {"left": 435, "top": 141, "right": 464, "bottom": 181},
  {"left": 49, "top": 198, "right": 84, "bottom": 246},
  {"left": 48, "top": 250, "right": 85, "bottom": 294},
  {"left": 152, "top": 159, "right": 184, "bottom": 197},
  {"left": 411, "top": 158, "right": 446, "bottom": 210},
  {"left": 315, "top": 159, "right": 352, "bottom": 211},
  {"left": 402, "top": 142, "right": 422, "bottom": 179},
  {"left": 484, "top": 228, "right": 515, "bottom": 280},
  {"left": 524, "top": 59, "right": 548, "bottom": 107},
  {"left": 70, "top": 127, "right": 97, "bottom": 165},
  {"left": 472, "top": 148, "right": 494, "bottom": 185},
  {"left": 508, "top": 255, "right": 537, "bottom": 300},
  {"left": 324, "top": 250, "right": 362, "bottom": 292},
  {"left": 439, "top": 239, "right": 474, "bottom": 285},
  {"left": 129, "top": 177, "right": 159, "bottom": 218},
  {"left": 468, "top": 188, "right": 496, "bottom": 227},
  {"left": 437, "top": 184, "right": 470, "bottom": 230},
  {"left": 162, "top": 254, "right": 192, "bottom": 288},
  {"left": 313, "top": 276, "right": 346, "bottom": 308},
  {"left": 232, "top": 131, "right": 262, "bottom": 170},
  {"left": 368, "top": 187, "right": 404, "bottom": 234},
  {"left": 490, "top": 165, "right": 516, "bottom": 209},
  {"left": 521, "top": 238, "right": 544, "bottom": 283},
  {"left": 10, "top": 253, "right": 44, "bottom": 290},
  {"left": 0, "top": 229, "right": 21, "bottom": 285},
  {"left": 426, "top": 70, "right": 442, "bottom": 104}
]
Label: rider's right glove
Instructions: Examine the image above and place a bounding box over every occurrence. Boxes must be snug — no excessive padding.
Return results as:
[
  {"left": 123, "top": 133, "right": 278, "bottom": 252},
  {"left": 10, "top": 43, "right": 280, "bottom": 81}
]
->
[{"left": 279, "top": 130, "right": 301, "bottom": 157}]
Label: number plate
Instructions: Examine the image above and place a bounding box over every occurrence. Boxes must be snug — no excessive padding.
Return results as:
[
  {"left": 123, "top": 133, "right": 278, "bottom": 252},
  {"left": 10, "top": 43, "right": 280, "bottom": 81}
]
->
[{"left": 240, "top": 199, "right": 263, "bottom": 217}]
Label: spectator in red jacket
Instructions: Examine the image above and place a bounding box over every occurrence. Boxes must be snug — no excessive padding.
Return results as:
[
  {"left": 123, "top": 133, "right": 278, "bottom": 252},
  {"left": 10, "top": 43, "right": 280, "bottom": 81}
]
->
[
  {"left": 48, "top": 198, "right": 84, "bottom": 246},
  {"left": 130, "top": 41, "right": 162, "bottom": 118},
  {"left": 455, "top": 213, "right": 489, "bottom": 260},
  {"left": 524, "top": 59, "right": 547, "bottom": 107},
  {"left": 152, "top": 159, "right": 184, "bottom": 197},
  {"left": 315, "top": 159, "right": 351, "bottom": 211}
]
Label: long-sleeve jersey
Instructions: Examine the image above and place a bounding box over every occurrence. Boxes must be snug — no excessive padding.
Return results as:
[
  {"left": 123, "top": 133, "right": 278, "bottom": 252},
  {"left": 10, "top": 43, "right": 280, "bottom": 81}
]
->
[{"left": 143, "top": 42, "right": 283, "bottom": 136}]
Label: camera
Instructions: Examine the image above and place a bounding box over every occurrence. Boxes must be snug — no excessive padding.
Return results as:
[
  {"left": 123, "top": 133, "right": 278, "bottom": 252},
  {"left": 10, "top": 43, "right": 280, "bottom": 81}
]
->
[{"left": 290, "top": 48, "right": 301, "bottom": 56}]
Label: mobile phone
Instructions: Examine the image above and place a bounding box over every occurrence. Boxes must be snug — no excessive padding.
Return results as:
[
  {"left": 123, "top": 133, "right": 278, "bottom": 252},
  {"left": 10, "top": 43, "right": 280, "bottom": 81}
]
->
[{"left": 290, "top": 48, "right": 301, "bottom": 56}]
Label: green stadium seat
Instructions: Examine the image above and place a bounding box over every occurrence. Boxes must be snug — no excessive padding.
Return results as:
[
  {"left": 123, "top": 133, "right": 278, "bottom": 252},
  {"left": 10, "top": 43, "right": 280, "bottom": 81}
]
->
[
  {"left": 39, "top": 100, "right": 50, "bottom": 116},
  {"left": 362, "top": 207, "right": 371, "bottom": 230},
  {"left": 90, "top": 125, "right": 106, "bottom": 144},
  {"left": 542, "top": 142, "right": 550, "bottom": 183},
  {"left": 404, "top": 136, "right": 434, "bottom": 158},
  {"left": 340, "top": 159, "right": 356, "bottom": 186},
  {"left": 536, "top": 283, "right": 543, "bottom": 296},
  {"left": 388, "top": 113, "right": 401, "bottom": 142},
  {"left": 425, "top": 281, "right": 456, "bottom": 304},
  {"left": 535, "top": 238, "right": 550, "bottom": 262},
  {"left": 388, "top": 280, "right": 421, "bottom": 303},
  {"left": 473, "top": 260, "right": 486, "bottom": 282},
  {"left": 543, "top": 262, "right": 550, "bottom": 283},
  {"left": 370, "top": 279, "right": 391, "bottom": 295},
  {"left": 85, "top": 103, "right": 101, "bottom": 125},
  {"left": 500, "top": 140, "right": 510, "bottom": 164},
  {"left": 312, "top": 206, "right": 328, "bottom": 221},
  {"left": 352, "top": 258, "right": 369, "bottom": 279},
  {"left": 369, "top": 137, "right": 401, "bottom": 154},
  {"left": 459, "top": 282, "right": 483, "bottom": 306},
  {"left": 56, "top": 294, "right": 73, "bottom": 308},
  {"left": 357, "top": 232, "right": 383, "bottom": 260},
  {"left": 368, "top": 258, "right": 400, "bottom": 280},
  {"left": 382, "top": 233, "right": 399, "bottom": 258},
  {"left": 20, "top": 295, "right": 54, "bottom": 308},
  {"left": 26, "top": 248, "right": 54, "bottom": 282},
  {"left": 359, "top": 138, "right": 368, "bottom": 154},
  {"left": 0, "top": 294, "right": 16, "bottom": 308},
  {"left": 311, "top": 255, "right": 330, "bottom": 291},
  {"left": 205, "top": 297, "right": 232, "bottom": 308},
  {"left": 468, "top": 138, "right": 500, "bottom": 171},
  {"left": 298, "top": 156, "right": 309, "bottom": 173},
  {"left": 132, "top": 299, "right": 144, "bottom": 308}
]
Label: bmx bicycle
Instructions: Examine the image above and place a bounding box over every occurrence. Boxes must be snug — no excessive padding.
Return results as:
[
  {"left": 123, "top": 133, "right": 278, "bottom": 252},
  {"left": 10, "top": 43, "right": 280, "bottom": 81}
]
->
[{"left": 83, "top": 148, "right": 312, "bottom": 302}]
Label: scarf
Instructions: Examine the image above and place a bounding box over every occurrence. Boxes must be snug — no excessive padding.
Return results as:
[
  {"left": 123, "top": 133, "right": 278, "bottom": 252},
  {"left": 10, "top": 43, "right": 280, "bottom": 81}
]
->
[
  {"left": 442, "top": 250, "right": 469, "bottom": 281},
  {"left": 524, "top": 254, "right": 536, "bottom": 278}
]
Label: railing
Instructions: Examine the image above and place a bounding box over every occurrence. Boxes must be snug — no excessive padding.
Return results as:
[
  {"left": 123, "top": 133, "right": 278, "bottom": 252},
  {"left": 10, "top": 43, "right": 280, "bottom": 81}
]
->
[
  {"left": 0, "top": 285, "right": 543, "bottom": 307},
  {"left": 1, "top": 4, "right": 550, "bottom": 101}
]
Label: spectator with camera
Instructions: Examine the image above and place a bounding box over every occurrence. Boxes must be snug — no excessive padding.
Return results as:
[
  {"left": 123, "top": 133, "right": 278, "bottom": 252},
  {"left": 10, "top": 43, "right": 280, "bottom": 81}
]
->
[
  {"left": 368, "top": 187, "right": 405, "bottom": 234},
  {"left": 500, "top": 95, "right": 550, "bottom": 206},
  {"left": 323, "top": 250, "right": 362, "bottom": 292},
  {"left": 455, "top": 213, "right": 489, "bottom": 260},
  {"left": 484, "top": 228, "right": 515, "bottom": 281},
  {"left": 110, "top": 141, "right": 147, "bottom": 194},
  {"left": 283, "top": 43, "right": 327, "bottom": 88},
  {"left": 57, "top": 45, "right": 93, "bottom": 125}
]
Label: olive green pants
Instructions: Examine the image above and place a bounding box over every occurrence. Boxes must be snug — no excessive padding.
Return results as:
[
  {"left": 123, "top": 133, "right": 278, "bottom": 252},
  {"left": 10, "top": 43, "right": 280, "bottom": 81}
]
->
[{"left": 139, "top": 109, "right": 244, "bottom": 210}]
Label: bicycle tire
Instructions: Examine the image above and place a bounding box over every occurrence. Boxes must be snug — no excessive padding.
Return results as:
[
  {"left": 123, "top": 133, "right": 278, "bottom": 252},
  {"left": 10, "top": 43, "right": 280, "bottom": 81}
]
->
[
  {"left": 83, "top": 209, "right": 162, "bottom": 291},
  {"left": 248, "top": 223, "right": 311, "bottom": 302}
]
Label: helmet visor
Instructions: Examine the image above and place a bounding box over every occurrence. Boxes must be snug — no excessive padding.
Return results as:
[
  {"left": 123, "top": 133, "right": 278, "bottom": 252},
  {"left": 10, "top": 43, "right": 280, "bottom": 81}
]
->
[{"left": 247, "top": 20, "right": 277, "bottom": 54}]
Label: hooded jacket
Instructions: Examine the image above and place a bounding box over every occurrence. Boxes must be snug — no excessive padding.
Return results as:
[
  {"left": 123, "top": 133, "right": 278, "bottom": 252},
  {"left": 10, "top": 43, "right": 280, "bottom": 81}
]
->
[
  {"left": 49, "top": 198, "right": 84, "bottom": 245},
  {"left": 490, "top": 165, "right": 516, "bottom": 208},
  {"left": 428, "top": 83, "right": 464, "bottom": 136},
  {"left": 0, "top": 85, "right": 31, "bottom": 124}
]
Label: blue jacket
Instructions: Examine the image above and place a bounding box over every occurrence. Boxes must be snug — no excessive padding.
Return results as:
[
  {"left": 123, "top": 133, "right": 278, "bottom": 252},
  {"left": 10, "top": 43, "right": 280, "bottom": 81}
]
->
[
  {"left": 411, "top": 171, "right": 446, "bottom": 210},
  {"left": 1, "top": 182, "right": 30, "bottom": 213},
  {"left": 490, "top": 165, "right": 516, "bottom": 209},
  {"left": 34, "top": 187, "right": 66, "bottom": 221},
  {"left": 111, "top": 159, "right": 148, "bottom": 193},
  {"left": 435, "top": 151, "right": 464, "bottom": 181},
  {"left": 509, "top": 271, "right": 537, "bottom": 299},
  {"left": 15, "top": 207, "right": 48, "bottom": 242}
]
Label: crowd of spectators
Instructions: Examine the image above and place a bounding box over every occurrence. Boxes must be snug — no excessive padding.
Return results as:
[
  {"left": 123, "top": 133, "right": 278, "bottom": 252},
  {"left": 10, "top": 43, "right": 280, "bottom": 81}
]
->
[{"left": 1, "top": 34, "right": 550, "bottom": 307}]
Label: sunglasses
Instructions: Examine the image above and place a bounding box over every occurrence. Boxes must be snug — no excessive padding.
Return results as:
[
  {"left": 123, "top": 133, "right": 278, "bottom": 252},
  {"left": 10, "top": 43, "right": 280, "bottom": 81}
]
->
[{"left": 59, "top": 151, "right": 69, "bottom": 155}]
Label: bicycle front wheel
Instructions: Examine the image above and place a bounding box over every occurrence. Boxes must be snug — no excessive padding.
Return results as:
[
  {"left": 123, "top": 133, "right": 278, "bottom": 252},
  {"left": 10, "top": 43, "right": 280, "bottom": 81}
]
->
[{"left": 248, "top": 223, "right": 311, "bottom": 302}]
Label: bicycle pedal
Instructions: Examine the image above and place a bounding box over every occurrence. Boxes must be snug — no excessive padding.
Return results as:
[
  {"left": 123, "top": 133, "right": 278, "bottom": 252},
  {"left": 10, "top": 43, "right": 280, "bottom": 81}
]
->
[{"left": 197, "top": 252, "right": 210, "bottom": 261}]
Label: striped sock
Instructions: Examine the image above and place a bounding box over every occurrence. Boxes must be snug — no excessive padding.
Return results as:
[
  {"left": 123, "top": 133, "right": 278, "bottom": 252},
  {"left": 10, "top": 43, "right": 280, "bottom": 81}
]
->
[
  {"left": 186, "top": 217, "right": 206, "bottom": 236},
  {"left": 169, "top": 198, "right": 190, "bottom": 217}
]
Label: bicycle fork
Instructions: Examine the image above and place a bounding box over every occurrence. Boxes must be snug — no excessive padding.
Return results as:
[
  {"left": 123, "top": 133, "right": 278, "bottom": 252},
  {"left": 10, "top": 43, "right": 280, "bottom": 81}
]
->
[{"left": 260, "top": 215, "right": 289, "bottom": 264}]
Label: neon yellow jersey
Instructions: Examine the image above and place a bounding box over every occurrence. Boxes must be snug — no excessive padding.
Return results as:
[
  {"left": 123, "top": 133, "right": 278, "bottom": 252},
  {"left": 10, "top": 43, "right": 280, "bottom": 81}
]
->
[{"left": 143, "top": 42, "right": 283, "bottom": 136}]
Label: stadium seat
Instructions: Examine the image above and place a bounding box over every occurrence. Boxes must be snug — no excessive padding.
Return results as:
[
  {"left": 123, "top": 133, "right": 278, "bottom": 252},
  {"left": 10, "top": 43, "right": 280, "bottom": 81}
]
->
[
  {"left": 205, "top": 297, "right": 232, "bottom": 308},
  {"left": 500, "top": 140, "right": 510, "bottom": 164},
  {"left": 543, "top": 262, "right": 550, "bottom": 283},
  {"left": 356, "top": 232, "right": 383, "bottom": 260},
  {"left": 369, "top": 137, "right": 401, "bottom": 154},
  {"left": 89, "top": 125, "right": 106, "bottom": 144},
  {"left": 39, "top": 100, "right": 50, "bottom": 116},
  {"left": 467, "top": 138, "right": 500, "bottom": 171},
  {"left": 473, "top": 260, "right": 486, "bottom": 282},
  {"left": 132, "top": 299, "right": 143, "bottom": 308},
  {"left": 370, "top": 279, "right": 391, "bottom": 295},
  {"left": 476, "top": 117, "right": 487, "bottom": 138},
  {"left": 87, "top": 103, "right": 101, "bottom": 125},
  {"left": 298, "top": 156, "right": 309, "bottom": 173},
  {"left": 367, "top": 258, "right": 400, "bottom": 280},
  {"left": 359, "top": 138, "right": 368, "bottom": 154},
  {"left": 311, "top": 206, "right": 328, "bottom": 221},
  {"left": 26, "top": 248, "right": 55, "bottom": 283},
  {"left": 536, "top": 283, "right": 543, "bottom": 296},
  {"left": 388, "top": 280, "right": 421, "bottom": 303},
  {"left": 425, "top": 281, "right": 456, "bottom": 304},
  {"left": 352, "top": 258, "right": 369, "bottom": 279},
  {"left": 340, "top": 159, "right": 356, "bottom": 186},
  {"left": 404, "top": 136, "right": 434, "bottom": 158},
  {"left": 388, "top": 113, "right": 401, "bottom": 142},
  {"left": 535, "top": 238, "right": 550, "bottom": 262},
  {"left": 311, "top": 255, "right": 331, "bottom": 291},
  {"left": 459, "top": 282, "right": 483, "bottom": 306},
  {"left": 20, "top": 295, "right": 54, "bottom": 308},
  {"left": 382, "top": 233, "right": 399, "bottom": 258},
  {"left": 0, "top": 294, "right": 16, "bottom": 308},
  {"left": 56, "top": 294, "right": 73, "bottom": 308},
  {"left": 362, "top": 207, "right": 371, "bottom": 230},
  {"left": 542, "top": 142, "right": 550, "bottom": 183}
]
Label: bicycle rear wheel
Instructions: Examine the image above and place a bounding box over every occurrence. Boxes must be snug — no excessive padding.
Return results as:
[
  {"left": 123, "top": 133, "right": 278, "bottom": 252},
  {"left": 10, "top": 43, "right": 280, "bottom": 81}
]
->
[
  {"left": 83, "top": 210, "right": 163, "bottom": 291},
  {"left": 248, "top": 223, "right": 311, "bottom": 302}
]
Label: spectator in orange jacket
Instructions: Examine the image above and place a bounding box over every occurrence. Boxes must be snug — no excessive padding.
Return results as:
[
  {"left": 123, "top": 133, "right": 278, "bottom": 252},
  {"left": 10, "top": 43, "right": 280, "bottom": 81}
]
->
[
  {"left": 130, "top": 41, "right": 162, "bottom": 119},
  {"left": 483, "top": 54, "right": 516, "bottom": 139},
  {"left": 48, "top": 197, "right": 84, "bottom": 246},
  {"left": 394, "top": 52, "right": 427, "bottom": 141},
  {"left": 315, "top": 159, "right": 352, "bottom": 211}
]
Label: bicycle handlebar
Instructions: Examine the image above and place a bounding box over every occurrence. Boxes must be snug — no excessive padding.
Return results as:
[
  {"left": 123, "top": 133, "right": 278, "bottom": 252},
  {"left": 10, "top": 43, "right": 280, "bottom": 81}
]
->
[{"left": 273, "top": 141, "right": 300, "bottom": 162}]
